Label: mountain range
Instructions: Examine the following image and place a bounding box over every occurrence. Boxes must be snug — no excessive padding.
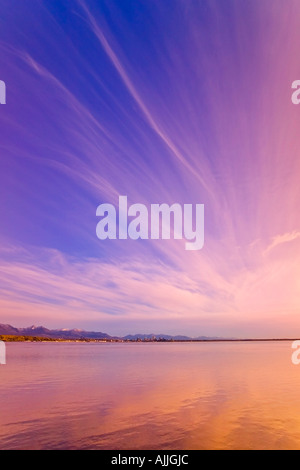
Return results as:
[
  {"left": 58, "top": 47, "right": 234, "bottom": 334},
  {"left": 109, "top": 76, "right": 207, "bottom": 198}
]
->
[
  {"left": 0, "top": 324, "right": 111, "bottom": 340},
  {"left": 0, "top": 323, "right": 220, "bottom": 341}
]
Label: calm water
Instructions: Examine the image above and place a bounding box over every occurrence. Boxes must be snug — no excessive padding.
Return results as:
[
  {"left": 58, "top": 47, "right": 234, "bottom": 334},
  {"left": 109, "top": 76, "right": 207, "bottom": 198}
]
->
[{"left": 0, "top": 341, "right": 299, "bottom": 450}]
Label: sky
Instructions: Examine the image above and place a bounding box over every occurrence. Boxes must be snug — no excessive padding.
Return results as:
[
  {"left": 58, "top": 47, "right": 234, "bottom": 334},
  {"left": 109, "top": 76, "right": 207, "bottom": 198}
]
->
[{"left": 0, "top": 0, "right": 300, "bottom": 337}]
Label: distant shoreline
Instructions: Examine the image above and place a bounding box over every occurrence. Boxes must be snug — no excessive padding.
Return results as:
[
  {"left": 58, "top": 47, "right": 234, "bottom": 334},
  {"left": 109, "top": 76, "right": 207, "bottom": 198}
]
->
[{"left": 1, "top": 335, "right": 298, "bottom": 343}]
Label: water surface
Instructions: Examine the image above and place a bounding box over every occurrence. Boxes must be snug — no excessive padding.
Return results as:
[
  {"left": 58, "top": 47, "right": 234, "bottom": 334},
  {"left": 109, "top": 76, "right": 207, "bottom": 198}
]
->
[{"left": 0, "top": 341, "right": 299, "bottom": 450}]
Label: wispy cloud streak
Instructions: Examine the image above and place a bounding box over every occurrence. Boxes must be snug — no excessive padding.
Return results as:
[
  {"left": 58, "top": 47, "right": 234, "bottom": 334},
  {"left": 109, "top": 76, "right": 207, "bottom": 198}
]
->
[{"left": 0, "top": 0, "right": 299, "bottom": 336}]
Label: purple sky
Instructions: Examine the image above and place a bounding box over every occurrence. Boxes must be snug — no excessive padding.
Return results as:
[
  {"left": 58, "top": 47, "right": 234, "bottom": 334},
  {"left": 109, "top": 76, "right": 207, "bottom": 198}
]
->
[{"left": 0, "top": 0, "right": 300, "bottom": 337}]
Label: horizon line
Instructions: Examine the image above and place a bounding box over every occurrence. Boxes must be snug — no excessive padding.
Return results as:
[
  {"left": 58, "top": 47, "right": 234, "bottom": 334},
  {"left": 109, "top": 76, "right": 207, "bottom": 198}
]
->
[{"left": 0, "top": 322, "right": 299, "bottom": 342}]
